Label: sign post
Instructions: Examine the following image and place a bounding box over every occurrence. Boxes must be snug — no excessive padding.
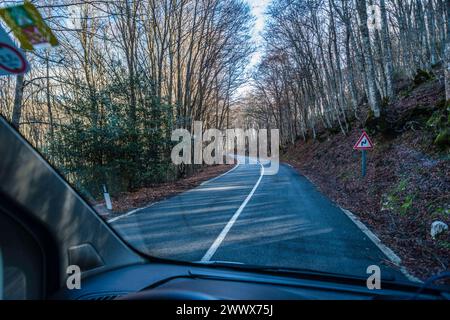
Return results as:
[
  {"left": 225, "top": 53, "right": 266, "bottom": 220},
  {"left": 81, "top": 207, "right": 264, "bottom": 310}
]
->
[
  {"left": 353, "top": 131, "right": 374, "bottom": 177},
  {"left": 361, "top": 149, "right": 367, "bottom": 177}
]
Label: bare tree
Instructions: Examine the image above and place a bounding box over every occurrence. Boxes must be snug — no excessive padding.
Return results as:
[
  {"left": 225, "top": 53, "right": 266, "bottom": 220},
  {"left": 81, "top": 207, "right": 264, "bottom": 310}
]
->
[
  {"left": 356, "top": 0, "right": 381, "bottom": 117},
  {"left": 11, "top": 74, "right": 25, "bottom": 129},
  {"left": 446, "top": 0, "right": 450, "bottom": 100}
]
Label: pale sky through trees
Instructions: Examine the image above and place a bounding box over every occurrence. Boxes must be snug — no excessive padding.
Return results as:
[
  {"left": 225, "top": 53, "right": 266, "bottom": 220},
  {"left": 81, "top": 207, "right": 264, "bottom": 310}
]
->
[
  {"left": 247, "top": 0, "right": 271, "bottom": 66},
  {"left": 238, "top": 0, "right": 271, "bottom": 95}
]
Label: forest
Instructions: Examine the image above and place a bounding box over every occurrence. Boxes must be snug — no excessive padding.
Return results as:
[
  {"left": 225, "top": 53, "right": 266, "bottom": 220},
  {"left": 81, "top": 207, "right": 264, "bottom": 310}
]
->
[
  {"left": 247, "top": 0, "right": 449, "bottom": 146},
  {"left": 0, "top": 0, "right": 253, "bottom": 198}
]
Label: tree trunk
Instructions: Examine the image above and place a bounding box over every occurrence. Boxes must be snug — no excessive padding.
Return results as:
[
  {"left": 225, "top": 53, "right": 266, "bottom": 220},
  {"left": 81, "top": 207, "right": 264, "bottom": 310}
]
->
[
  {"left": 11, "top": 73, "right": 25, "bottom": 129},
  {"left": 380, "top": 0, "right": 394, "bottom": 98},
  {"left": 356, "top": 0, "right": 381, "bottom": 117},
  {"left": 446, "top": 0, "right": 450, "bottom": 101},
  {"left": 46, "top": 55, "right": 54, "bottom": 143},
  {"left": 425, "top": 0, "right": 437, "bottom": 66}
]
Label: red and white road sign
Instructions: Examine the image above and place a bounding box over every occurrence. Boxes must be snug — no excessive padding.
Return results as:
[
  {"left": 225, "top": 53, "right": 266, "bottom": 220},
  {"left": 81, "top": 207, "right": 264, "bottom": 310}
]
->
[
  {"left": 353, "top": 131, "right": 374, "bottom": 150},
  {"left": 0, "top": 25, "right": 29, "bottom": 76}
]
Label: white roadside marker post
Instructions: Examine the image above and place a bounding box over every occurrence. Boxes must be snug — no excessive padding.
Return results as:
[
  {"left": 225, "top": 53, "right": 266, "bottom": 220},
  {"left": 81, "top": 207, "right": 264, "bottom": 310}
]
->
[{"left": 103, "top": 184, "right": 112, "bottom": 211}]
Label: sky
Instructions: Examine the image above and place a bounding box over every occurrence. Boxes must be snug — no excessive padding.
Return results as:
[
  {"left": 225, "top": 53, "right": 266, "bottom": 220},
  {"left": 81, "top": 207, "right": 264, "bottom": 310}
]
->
[
  {"left": 235, "top": 0, "right": 270, "bottom": 96},
  {"left": 246, "top": 0, "right": 271, "bottom": 69}
]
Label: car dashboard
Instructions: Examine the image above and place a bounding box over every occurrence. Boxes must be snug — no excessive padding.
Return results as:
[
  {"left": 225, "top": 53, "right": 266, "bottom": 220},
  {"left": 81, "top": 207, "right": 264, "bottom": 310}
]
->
[{"left": 53, "top": 263, "right": 448, "bottom": 300}]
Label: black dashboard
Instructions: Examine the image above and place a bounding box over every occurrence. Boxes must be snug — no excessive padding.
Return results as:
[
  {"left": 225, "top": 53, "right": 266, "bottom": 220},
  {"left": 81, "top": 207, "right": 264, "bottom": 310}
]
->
[{"left": 53, "top": 263, "right": 448, "bottom": 300}]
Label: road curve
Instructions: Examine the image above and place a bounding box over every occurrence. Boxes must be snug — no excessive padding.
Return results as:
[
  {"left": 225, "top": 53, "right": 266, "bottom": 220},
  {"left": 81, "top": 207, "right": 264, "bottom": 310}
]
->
[{"left": 111, "top": 158, "right": 407, "bottom": 281}]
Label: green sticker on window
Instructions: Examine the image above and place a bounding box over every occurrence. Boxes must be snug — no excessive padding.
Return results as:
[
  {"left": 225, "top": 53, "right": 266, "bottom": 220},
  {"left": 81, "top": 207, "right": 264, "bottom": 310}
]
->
[{"left": 0, "top": 2, "right": 59, "bottom": 50}]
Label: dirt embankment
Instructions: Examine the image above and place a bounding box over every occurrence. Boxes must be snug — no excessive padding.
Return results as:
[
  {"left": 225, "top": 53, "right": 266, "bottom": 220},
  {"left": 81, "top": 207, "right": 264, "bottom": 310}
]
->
[{"left": 283, "top": 69, "right": 449, "bottom": 281}]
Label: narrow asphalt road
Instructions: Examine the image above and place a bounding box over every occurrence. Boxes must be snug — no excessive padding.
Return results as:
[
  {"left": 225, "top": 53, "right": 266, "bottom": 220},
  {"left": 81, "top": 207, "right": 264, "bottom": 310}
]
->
[{"left": 111, "top": 158, "right": 407, "bottom": 281}]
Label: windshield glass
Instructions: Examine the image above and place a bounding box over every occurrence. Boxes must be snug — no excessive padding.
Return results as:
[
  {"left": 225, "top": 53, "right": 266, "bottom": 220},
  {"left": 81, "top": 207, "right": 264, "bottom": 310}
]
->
[{"left": 1, "top": 0, "right": 449, "bottom": 286}]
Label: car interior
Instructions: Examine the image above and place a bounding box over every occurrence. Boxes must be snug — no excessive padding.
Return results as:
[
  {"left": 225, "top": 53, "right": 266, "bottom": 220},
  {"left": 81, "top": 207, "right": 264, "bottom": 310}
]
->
[{"left": 0, "top": 116, "right": 449, "bottom": 301}]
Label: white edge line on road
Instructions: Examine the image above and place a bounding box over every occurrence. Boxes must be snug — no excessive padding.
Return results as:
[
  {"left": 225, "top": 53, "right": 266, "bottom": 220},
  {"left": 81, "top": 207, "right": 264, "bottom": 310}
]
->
[
  {"left": 108, "top": 161, "right": 240, "bottom": 223},
  {"left": 107, "top": 202, "right": 158, "bottom": 223},
  {"left": 200, "top": 160, "right": 240, "bottom": 186},
  {"left": 201, "top": 162, "right": 265, "bottom": 262},
  {"left": 339, "top": 206, "right": 422, "bottom": 283}
]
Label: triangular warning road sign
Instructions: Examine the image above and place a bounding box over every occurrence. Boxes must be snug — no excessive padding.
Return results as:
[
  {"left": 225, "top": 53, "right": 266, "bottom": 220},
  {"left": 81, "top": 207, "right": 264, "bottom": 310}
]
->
[{"left": 353, "top": 131, "right": 374, "bottom": 150}]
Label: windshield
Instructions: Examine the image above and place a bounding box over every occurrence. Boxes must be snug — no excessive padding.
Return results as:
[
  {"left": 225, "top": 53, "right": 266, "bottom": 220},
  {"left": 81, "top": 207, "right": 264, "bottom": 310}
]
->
[{"left": 1, "top": 0, "right": 449, "bottom": 287}]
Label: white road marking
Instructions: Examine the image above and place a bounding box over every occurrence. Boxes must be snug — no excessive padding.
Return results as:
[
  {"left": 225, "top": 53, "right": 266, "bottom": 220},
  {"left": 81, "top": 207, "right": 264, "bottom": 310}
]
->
[
  {"left": 340, "top": 207, "right": 422, "bottom": 283},
  {"left": 108, "top": 162, "right": 240, "bottom": 223},
  {"left": 107, "top": 202, "right": 158, "bottom": 223},
  {"left": 200, "top": 160, "right": 240, "bottom": 185},
  {"left": 201, "top": 161, "right": 265, "bottom": 262}
]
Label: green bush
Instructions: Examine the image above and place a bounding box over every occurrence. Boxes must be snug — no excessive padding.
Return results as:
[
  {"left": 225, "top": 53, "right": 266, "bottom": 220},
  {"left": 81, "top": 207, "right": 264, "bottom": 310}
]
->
[
  {"left": 413, "top": 69, "right": 434, "bottom": 86},
  {"left": 48, "top": 77, "right": 174, "bottom": 198},
  {"left": 426, "top": 100, "right": 450, "bottom": 149},
  {"left": 381, "top": 178, "right": 416, "bottom": 215},
  {"left": 434, "top": 128, "right": 450, "bottom": 147}
]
